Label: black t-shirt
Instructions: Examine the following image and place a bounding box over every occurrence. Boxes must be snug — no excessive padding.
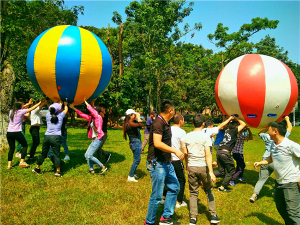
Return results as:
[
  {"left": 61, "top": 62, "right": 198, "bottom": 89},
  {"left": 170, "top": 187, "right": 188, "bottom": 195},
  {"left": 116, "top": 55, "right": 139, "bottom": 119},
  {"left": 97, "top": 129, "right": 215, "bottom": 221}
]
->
[
  {"left": 126, "top": 120, "right": 142, "bottom": 139},
  {"left": 147, "top": 115, "right": 172, "bottom": 162},
  {"left": 218, "top": 128, "right": 239, "bottom": 152}
]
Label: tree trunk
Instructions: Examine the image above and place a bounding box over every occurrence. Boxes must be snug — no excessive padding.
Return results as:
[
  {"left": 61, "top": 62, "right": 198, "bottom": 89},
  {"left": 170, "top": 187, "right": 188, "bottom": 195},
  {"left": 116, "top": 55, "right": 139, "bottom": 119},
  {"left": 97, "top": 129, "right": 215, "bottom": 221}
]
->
[
  {"left": 107, "top": 23, "right": 114, "bottom": 67},
  {"left": 119, "top": 23, "right": 124, "bottom": 77},
  {"left": 0, "top": 61, "right": 15, "bottom": 151}
]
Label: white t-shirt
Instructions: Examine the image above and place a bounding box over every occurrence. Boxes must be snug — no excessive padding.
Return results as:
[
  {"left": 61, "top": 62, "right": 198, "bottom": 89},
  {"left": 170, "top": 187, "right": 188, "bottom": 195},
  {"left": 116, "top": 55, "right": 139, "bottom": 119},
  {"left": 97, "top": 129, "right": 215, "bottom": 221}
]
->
[
  {"left": 202, "top": 127, "right": 219, "bottom": 146},
  {"left": 185, "top": 130, "right": 212, "bottom": 167},
  {"left": 30, "top": 107, "right": 43, "bottom": 125},
  {"left": 271, "top": 138, "right": 300, "bottom": 184},
  {"left": 171, "top": 126, "right": 186, "bottom": 161},
  {"left": 90, "top": 122, "right": 98, "bottom": 138}
]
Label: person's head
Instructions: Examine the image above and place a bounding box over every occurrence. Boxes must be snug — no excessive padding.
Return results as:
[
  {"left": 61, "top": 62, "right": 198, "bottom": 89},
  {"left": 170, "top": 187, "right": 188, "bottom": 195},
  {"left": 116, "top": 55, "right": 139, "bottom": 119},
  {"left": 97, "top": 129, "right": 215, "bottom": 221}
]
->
[
  {"left": 94, "top": 106, "right": 102, "bottom": 115},
  {"left": 173, "top": 113, "right": 184, "bottom": 126},
  {"left": 193, "top": 113, "right": 205, "bottom": 128},
  {"left": 150, "top": 111, "right": 156, "bottom": 119},
  {"left": 99, "top": 103, "right": 106, "bottom": 114},
  {"left": 160, "top": 99, "right": 175, "bottom": 119},
  {"left": 49, "top": 103, "right": 62, "bottom": 124},
  {"left": 123, "top": 109, "right": 138, "bottom": 140},
  {"left": 228, "top": 120, "right": 239, "bottom": 129},
  {"left": 10, "top": 102, "right": 23, "bottom": 121},
  {"left": 268, "top": 121, "right": 286, "bottom": 140},
  {"left": 205, "top": 118, "right": 214, "bottom": 128}
]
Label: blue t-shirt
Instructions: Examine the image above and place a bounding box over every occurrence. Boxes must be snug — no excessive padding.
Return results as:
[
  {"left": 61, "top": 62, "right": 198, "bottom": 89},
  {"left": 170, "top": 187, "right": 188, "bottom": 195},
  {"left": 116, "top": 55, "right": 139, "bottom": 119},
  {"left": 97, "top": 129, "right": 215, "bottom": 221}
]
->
[
  {"left": 45, "top": 111, "right": 66, "bottom": 136},
  {"left": 144, "top": 116, "right": 153, "bottom": 134},
  {"left": 261, "top": 130, "right": 291, "bottom": 159},
  {"left": 214, "top": 129, "right": 225, "bottom": 145}
]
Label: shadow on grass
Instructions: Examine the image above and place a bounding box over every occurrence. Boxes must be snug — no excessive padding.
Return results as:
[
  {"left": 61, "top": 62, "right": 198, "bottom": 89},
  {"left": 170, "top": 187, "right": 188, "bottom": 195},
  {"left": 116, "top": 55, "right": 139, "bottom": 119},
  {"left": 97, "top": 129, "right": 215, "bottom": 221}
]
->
[{"left": 245, "top": 212, "right": 283, "bottom": 225}]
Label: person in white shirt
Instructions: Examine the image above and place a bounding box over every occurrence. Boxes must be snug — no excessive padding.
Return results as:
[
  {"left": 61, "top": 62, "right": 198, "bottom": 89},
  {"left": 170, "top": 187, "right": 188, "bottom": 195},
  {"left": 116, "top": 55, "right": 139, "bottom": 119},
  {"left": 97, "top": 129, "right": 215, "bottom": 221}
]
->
[
  {"left": 254, "top": 121, "right": 300, "bottom": 224},
  {"left": 161, "top": 113, "right": 187, "bottom": 208},
  {"left": 185, "top": 113, "right": 220, "bottom": 225},
  {"left": 29, "top": 98, "right": 48, "bottom": 160}
]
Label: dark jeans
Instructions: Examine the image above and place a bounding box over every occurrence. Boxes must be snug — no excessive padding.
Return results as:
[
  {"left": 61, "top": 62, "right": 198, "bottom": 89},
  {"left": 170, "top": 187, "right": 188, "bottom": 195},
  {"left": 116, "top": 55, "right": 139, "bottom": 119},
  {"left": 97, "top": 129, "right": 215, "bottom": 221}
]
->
[
  {"left": 163, "top": 160, "right": 186, "bottom": 203},
  {"left": 7, "top": 132, "right": 28, "bottom": 160},
  {"left": 97, "top": 132, "right": 109, "bottom": 161},
  {"left": 214, "top": 150, "right": 235, "bottom": 188},
  {"left": 129, "top": 136, "right": 141, "bottom": 177},
  {"left": 232, "top": 153, "right": 245, "bottom": 181},
  {"left": 29, "top": 126, "right": 40, "bottom": 158},
  {"left": 274, "top": 181, "right": 300, "bottom": 225},
  {"left": 37, "top": 135, "right": 62, "bottom": 168}
]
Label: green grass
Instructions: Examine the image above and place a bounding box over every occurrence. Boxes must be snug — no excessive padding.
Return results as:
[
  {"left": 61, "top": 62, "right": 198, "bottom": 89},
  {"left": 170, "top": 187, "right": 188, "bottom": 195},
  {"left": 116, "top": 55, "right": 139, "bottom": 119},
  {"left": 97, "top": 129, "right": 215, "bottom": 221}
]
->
[{"left": 1, "top": 122, "right": 300, "bottom": 225}]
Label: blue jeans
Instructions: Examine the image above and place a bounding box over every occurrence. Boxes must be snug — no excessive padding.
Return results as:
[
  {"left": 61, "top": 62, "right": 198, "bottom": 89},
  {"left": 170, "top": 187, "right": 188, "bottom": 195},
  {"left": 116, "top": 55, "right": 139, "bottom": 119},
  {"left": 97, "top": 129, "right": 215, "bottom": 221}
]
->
[
  {"left": 61, "top": 130, "right": 69, "bottom": 155},
  {"left": 129, "top": 137, "right": 141, "bottom": 177},
  {"left": 145, "top": 161, "right": 179, "bottom": 224},
  {"left": 85, "top": 138, "right": 103, "bottom": 171}
]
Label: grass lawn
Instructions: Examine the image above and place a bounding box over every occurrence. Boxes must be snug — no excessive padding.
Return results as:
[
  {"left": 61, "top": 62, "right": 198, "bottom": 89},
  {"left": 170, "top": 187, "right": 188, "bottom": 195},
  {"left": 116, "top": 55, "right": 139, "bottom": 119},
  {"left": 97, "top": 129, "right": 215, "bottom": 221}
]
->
[{"left": 1, "top": 121, "right": 300, "bottom": 225}]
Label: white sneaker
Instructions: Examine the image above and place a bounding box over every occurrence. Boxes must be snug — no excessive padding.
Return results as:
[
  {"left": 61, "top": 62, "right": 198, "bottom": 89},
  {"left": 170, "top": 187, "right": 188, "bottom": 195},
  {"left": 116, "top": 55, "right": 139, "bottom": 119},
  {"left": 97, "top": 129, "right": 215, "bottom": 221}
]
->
[
  {"left": 15, "top": 153, "right": 21, "bottom": 158},
  {"left": 127, "top": 176, "right": 138, "bottom": 182},
  {"left": 176, "top": 201, "right": 187, "bottom": 208},
  {"left": 64, "top": 155, "right": 70, "bottom": 161}
]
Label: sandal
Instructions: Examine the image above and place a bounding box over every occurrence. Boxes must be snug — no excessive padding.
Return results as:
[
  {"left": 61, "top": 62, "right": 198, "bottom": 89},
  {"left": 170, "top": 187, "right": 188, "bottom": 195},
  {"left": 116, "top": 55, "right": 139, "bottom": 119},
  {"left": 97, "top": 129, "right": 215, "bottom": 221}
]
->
[
  {"left": 19, "top": 162, "right": 30, "bottom": 168},
  {"left": 7, "top": 166, "right": 12, "bottom": 170}
]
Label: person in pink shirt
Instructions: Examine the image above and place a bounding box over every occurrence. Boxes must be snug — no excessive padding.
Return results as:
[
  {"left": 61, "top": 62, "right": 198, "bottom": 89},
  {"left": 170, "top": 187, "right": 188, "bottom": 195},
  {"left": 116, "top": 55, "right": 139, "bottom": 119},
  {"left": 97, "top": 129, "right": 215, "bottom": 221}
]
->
[
  {"left": 69, "top": 100, "right": 107, "bottom": 175},
  {"left": 6, "top": 99, "right": 43, "bottom": 169}
]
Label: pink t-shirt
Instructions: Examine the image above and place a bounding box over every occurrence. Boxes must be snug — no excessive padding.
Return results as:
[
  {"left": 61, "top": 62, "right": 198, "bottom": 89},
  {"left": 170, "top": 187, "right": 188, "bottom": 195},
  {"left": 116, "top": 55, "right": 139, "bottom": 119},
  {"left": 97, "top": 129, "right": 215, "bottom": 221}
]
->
[{"left": 7, "top": 109, "right": 28, "bottom": 132}]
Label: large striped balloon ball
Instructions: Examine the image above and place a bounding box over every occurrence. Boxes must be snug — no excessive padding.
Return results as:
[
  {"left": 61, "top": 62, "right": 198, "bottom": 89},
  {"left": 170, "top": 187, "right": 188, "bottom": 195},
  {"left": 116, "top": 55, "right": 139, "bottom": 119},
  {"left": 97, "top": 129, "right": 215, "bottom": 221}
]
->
[
  {"left": 26, "top": 25, "right": 112, "bottom": 105},
  {"left": 215, "top": 54, "right": 298, "bottom": 128}
]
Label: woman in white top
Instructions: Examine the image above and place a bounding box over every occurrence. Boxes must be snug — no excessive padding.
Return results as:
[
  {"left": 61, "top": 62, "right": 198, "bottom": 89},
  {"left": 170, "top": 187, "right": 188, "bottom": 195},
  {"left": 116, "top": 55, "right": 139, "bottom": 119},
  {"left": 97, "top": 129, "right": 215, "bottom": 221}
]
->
[{"left": 29, "top": 98, "right": 48, "bottom": 160}]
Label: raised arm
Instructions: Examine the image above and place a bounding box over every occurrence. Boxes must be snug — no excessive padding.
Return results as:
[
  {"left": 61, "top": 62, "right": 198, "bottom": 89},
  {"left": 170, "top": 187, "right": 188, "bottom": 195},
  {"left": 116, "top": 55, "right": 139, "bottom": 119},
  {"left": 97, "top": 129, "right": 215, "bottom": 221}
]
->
[
  {"left": 27, "top": 101, "right": 42, "bottom": 113},
  {"left": 70, "top": 104, "right": 91, "bottom": 121},
  {"left": 23, "top": 98, "right": 33, "bottom": 108},
  {"left": 258, "top": 127, "right": 268, "bottom": 136},
  {"left": 63, "top": 101, "right": 68, "bottom": 114},
  {"left": 245, "top": 128, "right": 253, "bottom": 140},
  {"left": 285, "top": 116, "right": 292, "bottom": 133},
  {"left": 237, "top": 119, "right": 247, "bottom": 132},
  {"left": 217, "top": 115, "right": 234, "bottom": 130},
  {"left": 38, "top": 98, "right": 48, "bottom": 110}
]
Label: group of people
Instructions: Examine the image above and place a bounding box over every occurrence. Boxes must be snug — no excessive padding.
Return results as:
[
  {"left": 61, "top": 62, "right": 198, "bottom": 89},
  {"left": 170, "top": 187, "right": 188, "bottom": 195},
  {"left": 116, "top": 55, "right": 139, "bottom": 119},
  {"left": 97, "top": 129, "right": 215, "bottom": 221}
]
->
[
  {"left": 6, "top": 97, "right": 300, "bottom": 225},
  {"left": 6, "top": 98, "right": 111, "bottom": 177}
]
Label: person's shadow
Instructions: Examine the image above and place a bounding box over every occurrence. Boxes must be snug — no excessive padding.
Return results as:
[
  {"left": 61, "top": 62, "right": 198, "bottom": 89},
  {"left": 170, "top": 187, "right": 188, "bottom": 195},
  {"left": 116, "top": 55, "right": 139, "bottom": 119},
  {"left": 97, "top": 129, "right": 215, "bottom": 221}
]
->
[{"left": 245, "top": 212, "right": 283, "bottom": 225}]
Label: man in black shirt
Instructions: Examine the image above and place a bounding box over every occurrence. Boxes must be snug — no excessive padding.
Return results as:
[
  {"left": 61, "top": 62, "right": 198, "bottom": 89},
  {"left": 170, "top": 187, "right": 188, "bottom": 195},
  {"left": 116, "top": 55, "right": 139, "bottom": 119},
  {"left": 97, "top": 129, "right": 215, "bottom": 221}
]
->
[
  {"left": 145, "top": 100, "right": 184, "bottom": 225},
  {"left": 213, "top": 118, "right": 246, "bottom": 192}
]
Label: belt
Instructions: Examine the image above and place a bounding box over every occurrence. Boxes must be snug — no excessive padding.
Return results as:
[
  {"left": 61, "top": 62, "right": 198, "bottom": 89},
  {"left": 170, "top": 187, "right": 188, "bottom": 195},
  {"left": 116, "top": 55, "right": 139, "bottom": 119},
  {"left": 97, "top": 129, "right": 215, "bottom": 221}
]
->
[{"left": 220, "top": 149, "right": 230, "bottom": 152}]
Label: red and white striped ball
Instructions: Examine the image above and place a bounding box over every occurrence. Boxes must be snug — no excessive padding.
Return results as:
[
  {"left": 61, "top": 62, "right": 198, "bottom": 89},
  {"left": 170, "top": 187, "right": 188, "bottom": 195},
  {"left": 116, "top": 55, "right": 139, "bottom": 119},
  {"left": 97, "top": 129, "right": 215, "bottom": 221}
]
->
[{"left": 215, "top": 54, "right": 298, "bottom": 128}]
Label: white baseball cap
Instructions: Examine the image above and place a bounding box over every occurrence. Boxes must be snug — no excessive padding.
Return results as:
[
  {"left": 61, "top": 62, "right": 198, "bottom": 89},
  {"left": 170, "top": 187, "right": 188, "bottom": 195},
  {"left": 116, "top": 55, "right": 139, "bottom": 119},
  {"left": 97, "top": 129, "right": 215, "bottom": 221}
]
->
[{"left": 125, "top": 109, "right": 137, "bottom": 115}]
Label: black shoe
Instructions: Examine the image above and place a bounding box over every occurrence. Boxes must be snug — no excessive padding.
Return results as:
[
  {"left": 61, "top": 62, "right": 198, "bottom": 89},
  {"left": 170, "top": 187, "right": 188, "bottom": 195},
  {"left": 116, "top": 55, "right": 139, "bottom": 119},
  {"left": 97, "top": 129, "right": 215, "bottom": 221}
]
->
[
  {"left": 190, "top": 218, "right": 197, "bottom": 225},
  {"left": 159, "top": 217, "right": 181, "bottom": 225},
  {"left": 218, "top": 187, "right": 231, "bottom": 193},
  {"left": 104, "top": 154, "right": 111, "bottom": 164},
  {"left": 211, "top": 215, "right": 221, "bottom": 224},
  {"left": 32, "top": 168, "right": 41, "bottom": 175}
]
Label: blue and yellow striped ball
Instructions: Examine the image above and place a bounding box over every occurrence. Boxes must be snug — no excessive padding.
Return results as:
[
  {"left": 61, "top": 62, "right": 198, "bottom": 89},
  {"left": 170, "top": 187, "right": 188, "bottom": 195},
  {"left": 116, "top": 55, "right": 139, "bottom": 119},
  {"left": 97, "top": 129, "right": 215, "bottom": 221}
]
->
[{"left": 26, "top": 25, "right": 112, "bottom": 105}]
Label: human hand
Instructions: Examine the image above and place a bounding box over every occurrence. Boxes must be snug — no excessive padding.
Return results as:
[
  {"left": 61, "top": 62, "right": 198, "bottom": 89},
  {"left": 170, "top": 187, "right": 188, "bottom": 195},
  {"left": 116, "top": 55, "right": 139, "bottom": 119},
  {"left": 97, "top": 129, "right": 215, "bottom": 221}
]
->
[
  {"left": 64, "top": 101, "right": 68, "bottom": 106},
  {"left": 28, "top": 98, "right": 33, "bottom": 105},
  {"left": 175, "top": 150, "right": 185, "bottom": 161},
  {"left": 209, "top": 172, "right": 216, "bottom": 183},
  {"left": 254, "top": 162, "right": 261, "bottom": 169},
  {"left": 69, "top": 104, "right": 75, "bottom": 109},
  {"left": 284, "top": 116, "right": 290, "bottom": 122}
]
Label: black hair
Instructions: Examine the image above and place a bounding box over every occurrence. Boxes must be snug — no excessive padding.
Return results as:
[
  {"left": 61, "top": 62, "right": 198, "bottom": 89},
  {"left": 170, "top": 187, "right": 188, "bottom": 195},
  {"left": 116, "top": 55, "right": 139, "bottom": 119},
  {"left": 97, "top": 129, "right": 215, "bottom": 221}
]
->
[
  {"left": 193, "top": 113, "right": 205, "bottom": 128},
  {"left": 10, "top": 102, "right": 23, "bottom": 121},
  {"left": 269, "top": 121, "right": 287, "bottom": 136},
  {"left": 160, "top": 99, "right": 174, "bottom": 114},
  {"left": 173, "top": 113, "right": 183, "bottom": 124},
  {"left": 205, "top": 118, "right": 214, "bottom": 128},
  {"left": 50, "top": 107, "right": 58, "bottom": 124},
  {"left": 228, "top": 120, "right": 239, "bottom": 129},
  {"left": 99, "top": 103, "right": 106, "bottom": 109},
  {"left": 123, "top": 114, "right": 132, "bottom": 140}
]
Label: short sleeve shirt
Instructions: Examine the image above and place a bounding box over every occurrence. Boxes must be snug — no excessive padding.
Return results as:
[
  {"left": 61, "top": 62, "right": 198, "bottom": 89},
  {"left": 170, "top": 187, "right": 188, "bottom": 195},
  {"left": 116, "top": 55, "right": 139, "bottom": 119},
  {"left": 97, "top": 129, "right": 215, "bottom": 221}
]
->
[
  {"left": 261, "top": 130, "right": 291, "bottom": 159},
  {"left": 231, "top": 133, "right": 247, "bottom": 154},
  {"left": 270, "top": 138, "right": 300, "bottom": 184},
  {"left": 203, "top": 127, "right": 219, "bottom": 146},
  {"left": 45, "top": 111, "right": 66, "bottom": 135},
  {"left": 147, "top": 115, "right": 172, "bottom": 162},
  {"left": 171, "top": 126, "right": 186, "bottom": 161},
  {"left": 144, "top": 117, "right": 153, "bottom": 134},
  {"left": 185, "top": 130, "right": 212, "bottom": 167},
  {"left": 7, "top": 109, "right": 28, "bottom": 132},
  {"left": 30, "top": 107, "right": 43, "bottom": 125},
  {"left": 218, "top": 128, "right": 239, "bottom": 152}
]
